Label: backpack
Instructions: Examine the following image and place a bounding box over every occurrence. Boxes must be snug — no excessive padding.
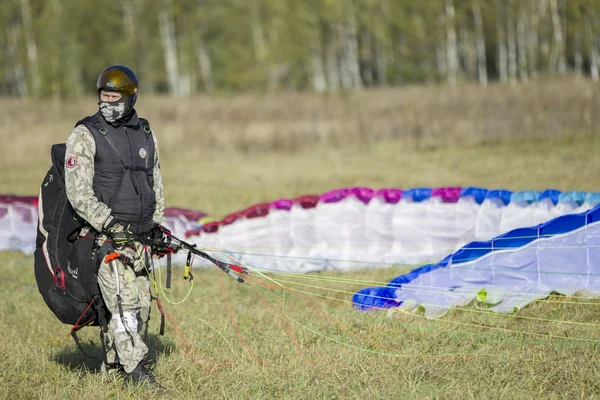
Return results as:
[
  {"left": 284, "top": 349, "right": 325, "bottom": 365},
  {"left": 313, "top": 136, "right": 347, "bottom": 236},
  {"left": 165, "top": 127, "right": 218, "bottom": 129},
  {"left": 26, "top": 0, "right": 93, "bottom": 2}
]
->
[{"left": 34, "top": 143, "right": 109, "bottom": 334}]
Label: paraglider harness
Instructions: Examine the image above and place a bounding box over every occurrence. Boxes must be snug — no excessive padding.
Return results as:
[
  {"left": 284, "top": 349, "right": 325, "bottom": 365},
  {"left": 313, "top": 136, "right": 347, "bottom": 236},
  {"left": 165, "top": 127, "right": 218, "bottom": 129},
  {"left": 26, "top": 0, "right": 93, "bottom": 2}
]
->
[
  {"left": 34, "top": 143, "right": 112, "bottom": 360},
  {"left": 34, "top": 143, "right": 249, "bottom": 363}
]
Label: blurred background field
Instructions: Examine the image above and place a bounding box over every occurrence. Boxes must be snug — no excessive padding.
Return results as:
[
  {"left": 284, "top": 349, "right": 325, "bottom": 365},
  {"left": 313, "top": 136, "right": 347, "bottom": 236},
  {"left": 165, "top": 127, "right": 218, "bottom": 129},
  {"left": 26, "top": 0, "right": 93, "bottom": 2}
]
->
[
  {"left": 1, "top": 77, "right": 598, "bottom": 217},
  {"left": 1, "top": 75, "right": 600, "bottom": 399}
]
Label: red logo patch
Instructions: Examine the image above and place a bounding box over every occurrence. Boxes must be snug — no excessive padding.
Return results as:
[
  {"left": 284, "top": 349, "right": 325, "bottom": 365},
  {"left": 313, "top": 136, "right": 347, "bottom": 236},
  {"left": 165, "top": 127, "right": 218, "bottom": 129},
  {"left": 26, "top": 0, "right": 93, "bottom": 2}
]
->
[{"left": 66, "top": 156, "right": 78, "bottom": 168}]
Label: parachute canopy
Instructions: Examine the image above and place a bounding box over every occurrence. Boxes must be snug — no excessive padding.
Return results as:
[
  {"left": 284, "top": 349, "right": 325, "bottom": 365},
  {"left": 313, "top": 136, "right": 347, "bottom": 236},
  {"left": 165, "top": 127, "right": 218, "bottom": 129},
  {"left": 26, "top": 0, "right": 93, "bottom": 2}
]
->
[
  {"left": 185, "top": 186, "right": 600, "bottom": 273},
  {"left": 0, "top": 195, "right": 205, "bottom": 253},
  {"left": 4, "top": 185, "right": 600, "bottom": 319},
  {"left": 352, "top": 202, "right": 600, "bottom": 318}
]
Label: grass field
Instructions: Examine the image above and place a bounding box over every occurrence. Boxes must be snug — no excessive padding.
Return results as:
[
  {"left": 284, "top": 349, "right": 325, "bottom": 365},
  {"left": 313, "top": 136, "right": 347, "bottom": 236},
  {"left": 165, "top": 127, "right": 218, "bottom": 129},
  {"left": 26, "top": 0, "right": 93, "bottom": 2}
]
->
[
  {"left": 1, "top": 77, "right": 598, "bottom": 216},
  {"left": 1, "top": 78, "right": 600, "bottom": 398}
]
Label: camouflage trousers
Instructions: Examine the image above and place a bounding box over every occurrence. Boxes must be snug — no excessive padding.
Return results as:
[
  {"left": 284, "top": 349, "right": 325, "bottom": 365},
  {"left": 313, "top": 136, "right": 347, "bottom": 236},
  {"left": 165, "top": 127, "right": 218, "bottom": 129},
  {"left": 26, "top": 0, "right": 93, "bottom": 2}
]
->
[{"left": 97, "top": 239, "right": 152, "bottom": 374}]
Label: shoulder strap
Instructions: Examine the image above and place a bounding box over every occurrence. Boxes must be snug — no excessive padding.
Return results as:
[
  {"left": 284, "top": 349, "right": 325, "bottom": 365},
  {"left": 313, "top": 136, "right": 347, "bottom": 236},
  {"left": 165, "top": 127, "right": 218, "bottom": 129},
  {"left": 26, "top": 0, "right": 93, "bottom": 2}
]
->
[
  {"left": 138, "top": 117, "right": 154, "bottom": 176},
  {"left": 77, "top": 115, "right": 126, "bottom": 168},
  {"left": 139, "top": 117, "right": 152, "bottom": 135}
]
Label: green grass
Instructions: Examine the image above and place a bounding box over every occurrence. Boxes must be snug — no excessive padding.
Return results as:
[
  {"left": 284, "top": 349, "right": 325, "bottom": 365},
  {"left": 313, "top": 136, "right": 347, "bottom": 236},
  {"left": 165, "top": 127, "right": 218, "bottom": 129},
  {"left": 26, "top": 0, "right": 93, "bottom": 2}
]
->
[
  {"left": 1, "top": 79, "right": 600, "bottom": 398},
  {"left": 1, "top": 77, "right": 598, "bottom": 217},
  {"left": 3, "top": 250, "right": 600, "bottom": 399},
  {"left": 155, "top": 133, "right": 600, "bottom": 218}
]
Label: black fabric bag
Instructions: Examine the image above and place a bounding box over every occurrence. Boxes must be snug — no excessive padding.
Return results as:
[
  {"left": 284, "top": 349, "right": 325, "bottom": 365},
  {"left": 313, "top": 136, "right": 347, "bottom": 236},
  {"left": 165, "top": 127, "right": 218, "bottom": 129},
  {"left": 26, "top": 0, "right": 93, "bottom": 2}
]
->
[{"left": 34, "top": 144, "right": 106, "bottom": 328}]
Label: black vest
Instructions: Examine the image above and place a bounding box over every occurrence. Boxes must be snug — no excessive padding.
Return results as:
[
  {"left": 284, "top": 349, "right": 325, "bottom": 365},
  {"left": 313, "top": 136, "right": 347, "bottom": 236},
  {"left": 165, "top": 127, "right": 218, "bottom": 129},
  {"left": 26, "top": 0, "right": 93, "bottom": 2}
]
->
[{"left": 76, "top": 111, "right": 156, "bottom": 234}]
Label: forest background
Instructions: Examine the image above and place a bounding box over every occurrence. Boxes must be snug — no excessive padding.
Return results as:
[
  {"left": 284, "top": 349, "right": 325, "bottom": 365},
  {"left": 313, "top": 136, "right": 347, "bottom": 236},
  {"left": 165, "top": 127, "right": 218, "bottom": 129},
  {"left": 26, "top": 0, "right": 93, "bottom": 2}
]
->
[{"left": 3, "top": 0, "right": 600, "bottom": 97}]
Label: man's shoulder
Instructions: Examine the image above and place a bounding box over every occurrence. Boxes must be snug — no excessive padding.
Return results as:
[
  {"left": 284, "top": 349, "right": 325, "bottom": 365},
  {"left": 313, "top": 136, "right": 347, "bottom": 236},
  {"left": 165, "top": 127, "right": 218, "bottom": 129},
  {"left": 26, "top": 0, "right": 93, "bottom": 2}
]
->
[
  {"left": 75, "top": 113, "right": 102, "bottom": 130},
  {"left": 71, "top": 123, "right": 93, "bottom": 136},
  {"left": 73, "top": 112, "right": 109, "bottom": 141},
  {"left": 138, "top": 116, "right": 152, "bottom": 127},
  {"left": 67, "top": 123, "right": 95, "bottom": 147}
]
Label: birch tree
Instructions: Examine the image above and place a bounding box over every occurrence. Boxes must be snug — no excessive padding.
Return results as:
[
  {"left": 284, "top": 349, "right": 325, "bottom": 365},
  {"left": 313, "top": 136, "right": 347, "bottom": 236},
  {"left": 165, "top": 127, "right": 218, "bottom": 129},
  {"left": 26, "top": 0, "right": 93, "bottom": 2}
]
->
[
  {"left": 20, "top": 0, "right": 40, "bottom": 97},
  {"left": 445, "top": 0, "right": 459, "bottom": 85},
  {"left": 248, "top": 0, "right": 268, "bottom": 86},
  {"left": 506, "top": 1, "right": 518, "bottom": 85},
  {"left": 528, "top": 0, "right": 540, "bottom": 78},
  {"left": 5, "top": 24, "right": 28, "bottom": 97},
  {"left": 472, "top": 0, "right": 487, "bottom": 85},
  {"left": 585, "top": 9, "right": 599, "bottom": 81},
  {"left": 496, "top": 0, "right": 508, "bottom": 83},
  {"left": 516, "top": 2, "right": 529, "bottom": 82},
  {"left": 2, "top": 0, "right": 600, "bottom": 96},
  {"left": 548, "top": 0, "right": 567, "bottom": 74},
  {"left": 340, "top": 0, "right": 362, "bottom": 90}
]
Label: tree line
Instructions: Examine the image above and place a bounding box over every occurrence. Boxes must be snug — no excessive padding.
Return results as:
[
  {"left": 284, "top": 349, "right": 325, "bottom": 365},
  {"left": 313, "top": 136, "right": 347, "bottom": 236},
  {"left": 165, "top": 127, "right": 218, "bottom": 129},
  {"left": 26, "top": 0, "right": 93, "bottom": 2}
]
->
[{"left": 2, "top": 0, "right": 599, "bottom": 98}]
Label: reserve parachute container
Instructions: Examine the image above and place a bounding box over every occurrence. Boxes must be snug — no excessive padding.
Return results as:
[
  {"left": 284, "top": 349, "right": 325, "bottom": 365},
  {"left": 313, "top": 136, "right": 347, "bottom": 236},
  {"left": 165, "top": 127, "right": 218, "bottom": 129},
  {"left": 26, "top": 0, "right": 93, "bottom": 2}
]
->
[{"left": 34, "top": 144, "right": 104, "bottom": 329}]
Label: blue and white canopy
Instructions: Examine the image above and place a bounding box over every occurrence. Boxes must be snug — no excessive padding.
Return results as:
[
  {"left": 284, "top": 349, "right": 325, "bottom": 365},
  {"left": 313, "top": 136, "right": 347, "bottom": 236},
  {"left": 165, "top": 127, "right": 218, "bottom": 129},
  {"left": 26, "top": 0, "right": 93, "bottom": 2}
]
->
[
  {"left": 187, "top": 186, "right": 600, "bottom": 276},
  {"left": 353, "top": 199, "right": 600, "bottom": 318}
]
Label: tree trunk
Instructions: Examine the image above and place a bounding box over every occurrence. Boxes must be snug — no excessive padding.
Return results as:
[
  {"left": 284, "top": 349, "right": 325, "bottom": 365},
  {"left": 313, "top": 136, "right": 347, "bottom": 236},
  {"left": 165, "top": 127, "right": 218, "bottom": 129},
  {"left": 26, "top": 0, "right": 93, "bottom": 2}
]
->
[
  {"left": 361, "top": 30, "right": 374, "bottom": 86},
  {"left": 496, "top": 1, "right": 508, "bottom": 83},
  {"left": 560, "top": 0, "right": 568, "bottom": 74},
  {"left": 128, "top": 0, "right": 150, "bottom": 82},
  {"left": 177, "top": 30, "right": 193, "bottom": 96},
  {"left": 586, "top": 14, "right": 599, "bottom": 81},
  {"left": 122, "top": 0, "right": 136, "bottom": 49},
  {"left": 158, "top": 3, "right": 181, "bottom": 95},
  {"left": 574, "top": 34, "right": 582, "bottom": 77},
  {"left": 593, "top": 39, "right": 600, "bottom": 82},
  {"left": 326, "top": 30, "right": 340, "bottom": 91},
  {"left": 517, "top": 3, "right": 529, "bottom": 82},
  {"left": 342, "top": 0, "right": 362, "bottom": 90},
  {"left": 527, "top": 0, "right": 540, "bottom": 78},
  {"left": 445, "top": 0, "right": 459, "bottom": 85},
  {"left": 249, "top": 0, "right": 268, "bottom": 85},
  {"left": 374, "top": 0, "right": 388, "bottom": 85},
  {"left": 436, "top": 44, "right": 447, "bottom": 77},
  {"left": 375, "top": 41, "right": 387, "bottom": 85},
  {"left": 20, "top": 0, "right": 40, "bottom": 97},
  {"left": 196, "top": 41, "right": 215, "bottom": 92},
  {"left": 472, "top": 0, "right": 487, "bottom": 86},
  {"left": 506, "top": 2, "right": 517, "bottom": 85},
  {"left": 266, "top": 25, "right": 286, "bottom": 90},
  {"left": 51, "top": 0, "right": 62, "bottom": 103},
  {"left": 311, "top": 50, "right": 326, "bottom": 93},
  {"left": 548, "top": 0, "right": 566, "bottom": 74},
  {"left": 459, "top": 21, "right": 476, "bottom": 79},
  {"left": 338, "top": 21, "right": 352, "bottom": 90},
  {"left": 311, "top": 26, "right": 327, "bottom": 93},
  {"left": 5, "top": 26, "right": 28, "bottom": 97}
]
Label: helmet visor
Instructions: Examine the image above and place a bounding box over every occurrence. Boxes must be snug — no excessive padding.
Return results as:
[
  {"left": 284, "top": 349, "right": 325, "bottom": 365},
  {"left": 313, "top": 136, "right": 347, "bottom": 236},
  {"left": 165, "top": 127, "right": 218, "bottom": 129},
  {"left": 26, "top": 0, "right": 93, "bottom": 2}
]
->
[{"left": 96, "top": 68, "right": 138, "bottom": 96}]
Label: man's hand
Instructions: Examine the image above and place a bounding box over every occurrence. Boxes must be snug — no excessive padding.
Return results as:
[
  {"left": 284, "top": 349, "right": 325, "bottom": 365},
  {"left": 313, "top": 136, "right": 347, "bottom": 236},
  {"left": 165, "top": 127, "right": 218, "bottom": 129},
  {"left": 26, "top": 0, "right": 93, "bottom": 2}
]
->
[
  {"left": 152, "top": 224, "right": 172, "bottom": 244},
  {"left": 105, "top": 219, "right": 135, "bottom": 248},
  {"left": 150, "top": 224, "right": 175, "bottom": 258}
]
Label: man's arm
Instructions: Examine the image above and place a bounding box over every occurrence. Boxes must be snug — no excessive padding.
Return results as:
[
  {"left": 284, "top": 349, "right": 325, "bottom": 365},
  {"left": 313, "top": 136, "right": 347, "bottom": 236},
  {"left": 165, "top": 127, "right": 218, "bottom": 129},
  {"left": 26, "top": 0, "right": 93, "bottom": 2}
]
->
[
  {"left": 64, "top": 125, "right": 112, "bottom": 232},
  {"left": 152, "top": 132, "right": 166, "bottom": 226}
]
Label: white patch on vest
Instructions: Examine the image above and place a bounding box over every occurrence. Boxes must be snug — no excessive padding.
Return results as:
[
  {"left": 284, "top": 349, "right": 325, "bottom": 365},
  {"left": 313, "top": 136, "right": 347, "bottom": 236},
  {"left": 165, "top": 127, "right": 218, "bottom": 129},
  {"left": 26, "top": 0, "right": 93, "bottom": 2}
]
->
[
  {"left": 112, "top": 312, "right": 138, "bottom": 334},
  {"left": 139, "top": 147, "right": 147, "bottom": 159}
]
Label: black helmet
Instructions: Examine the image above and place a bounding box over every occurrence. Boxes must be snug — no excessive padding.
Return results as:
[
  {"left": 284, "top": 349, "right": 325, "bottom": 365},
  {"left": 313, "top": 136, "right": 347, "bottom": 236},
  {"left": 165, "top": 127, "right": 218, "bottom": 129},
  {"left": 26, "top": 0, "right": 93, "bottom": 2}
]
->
[{"left": 96, "top": 65, "right": 138, "bottom": 109}]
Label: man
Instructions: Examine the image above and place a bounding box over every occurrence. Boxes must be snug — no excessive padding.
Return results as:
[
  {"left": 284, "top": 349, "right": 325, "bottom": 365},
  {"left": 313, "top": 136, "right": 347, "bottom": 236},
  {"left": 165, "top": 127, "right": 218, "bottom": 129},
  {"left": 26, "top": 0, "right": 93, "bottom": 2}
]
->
[{"left": 64, "top": 64, "right": 167, "bottom": 385}]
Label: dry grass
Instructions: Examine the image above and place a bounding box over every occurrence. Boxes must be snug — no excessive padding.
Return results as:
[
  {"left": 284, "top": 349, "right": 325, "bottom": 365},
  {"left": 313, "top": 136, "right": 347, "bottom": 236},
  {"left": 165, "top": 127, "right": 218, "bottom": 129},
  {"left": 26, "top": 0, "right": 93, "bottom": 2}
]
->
[
  {"left": 2, "top": 252, "right": 600, "bottom": 399},
  {"left": 1, "top": 78, "right": 600, "bottom": 398},
  {"left": 0, "top": 77, "right": 599, "bottom": 217}
]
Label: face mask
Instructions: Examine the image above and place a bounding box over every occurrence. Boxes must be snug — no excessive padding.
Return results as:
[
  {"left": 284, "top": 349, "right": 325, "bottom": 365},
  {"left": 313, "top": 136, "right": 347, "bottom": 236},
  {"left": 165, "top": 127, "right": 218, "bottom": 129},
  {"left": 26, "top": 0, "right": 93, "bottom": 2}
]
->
[{"left": 99, "top": 100, "right": 126, "bottom": 123}]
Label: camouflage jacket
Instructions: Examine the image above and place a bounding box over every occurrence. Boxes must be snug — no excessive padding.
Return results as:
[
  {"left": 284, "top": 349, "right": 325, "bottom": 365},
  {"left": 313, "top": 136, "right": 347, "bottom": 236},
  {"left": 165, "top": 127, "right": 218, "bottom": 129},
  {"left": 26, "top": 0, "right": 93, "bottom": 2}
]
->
[{"left": 64, "top": 124, "right": 166, "bottom": 232}]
